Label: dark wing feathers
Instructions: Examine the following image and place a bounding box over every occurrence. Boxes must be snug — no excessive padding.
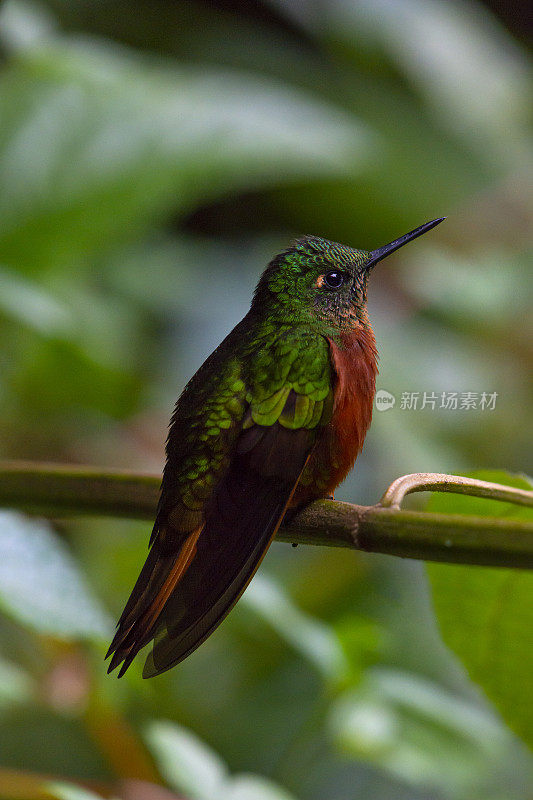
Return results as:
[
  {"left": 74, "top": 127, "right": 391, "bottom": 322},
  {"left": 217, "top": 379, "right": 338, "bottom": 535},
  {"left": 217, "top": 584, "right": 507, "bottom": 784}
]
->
[
  {"left": 107, "top": 328, "right": 333, "bottom": 677},
  {"left": 107, "top": 417, "right": 314, "bottom": 678},
  {"left": 143, "top": 424, "right": 313, "bottom": 676}
]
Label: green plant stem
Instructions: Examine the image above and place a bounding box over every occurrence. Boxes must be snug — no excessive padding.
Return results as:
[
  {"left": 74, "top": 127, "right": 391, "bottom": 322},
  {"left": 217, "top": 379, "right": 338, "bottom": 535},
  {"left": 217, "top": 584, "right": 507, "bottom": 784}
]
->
[
  {"left": 0, "top": 462, "right": 532, "bottom": 569},
  {"left": 0, "top": 462, "right": 160, "bottom": 519}
]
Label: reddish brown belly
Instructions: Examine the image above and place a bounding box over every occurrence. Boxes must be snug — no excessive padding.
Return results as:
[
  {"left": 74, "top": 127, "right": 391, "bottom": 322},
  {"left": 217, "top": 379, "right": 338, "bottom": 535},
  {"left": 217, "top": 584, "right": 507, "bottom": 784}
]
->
[{"left": 292, "top": 327, "right": 378, "bottom": 505}]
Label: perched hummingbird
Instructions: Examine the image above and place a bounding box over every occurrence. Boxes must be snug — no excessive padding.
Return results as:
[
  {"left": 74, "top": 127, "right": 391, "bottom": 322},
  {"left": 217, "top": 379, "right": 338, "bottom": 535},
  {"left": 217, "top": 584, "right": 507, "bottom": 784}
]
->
[{"left": 107, "top": 218, "right": 444, "bottom": 678}]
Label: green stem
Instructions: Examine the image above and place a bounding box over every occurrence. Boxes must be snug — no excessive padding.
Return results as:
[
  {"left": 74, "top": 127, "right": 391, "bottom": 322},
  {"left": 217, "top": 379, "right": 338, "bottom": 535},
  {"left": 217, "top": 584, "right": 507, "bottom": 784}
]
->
[
  {"left": 0, "top": 461, "right": 159, "bottom": 519},
  {"left": 0, "top": 461, "right": 532, "bottom": 569}
]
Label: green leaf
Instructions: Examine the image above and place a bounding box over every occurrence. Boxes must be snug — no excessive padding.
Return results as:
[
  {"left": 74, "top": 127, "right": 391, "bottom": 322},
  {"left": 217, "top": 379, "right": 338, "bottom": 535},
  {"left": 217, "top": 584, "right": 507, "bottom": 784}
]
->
[
  {"left": 330, "top": 667, "right": 512, "bottom": 799},
  {"left": 0, "top": 38, "right": 374, "bottom": 274},
  {"left": 0, "top": 0, "right": 57, "bottom": 53},
  {"left": 45, "top": 783, "right": 107, "bottom": 800},
  {"left": 326, "top": 0, "right": 530, "bottom": 165},
  {"left": 146, "top": 720, "right": 299, "bottom": 800},
  {"left": 242, "top": 573, "right": 348, "bottom": 683},
  {"left": 0, "top": 655, "right": 34, "bottom": 707},
  {"left": 145, "top": 721, "right": 227, "bottom": 800},
  {"left": 0, "top": 264, "right": 73, "bottom": 336},
  {"left": 225, "top": 776, "right": 296, "bottom": 800},
  {"left": 0, "top": 511, "right": 112, "bottom": 639},
  {"left": 426, "top": 471, "right": 533, "bottom": 750}
]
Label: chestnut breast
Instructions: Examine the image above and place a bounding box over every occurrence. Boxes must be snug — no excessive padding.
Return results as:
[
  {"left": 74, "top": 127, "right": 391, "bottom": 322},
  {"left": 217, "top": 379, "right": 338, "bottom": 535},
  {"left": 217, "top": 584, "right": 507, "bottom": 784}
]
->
[{"left": 293, "top": 327, "right": 378, "bottom": 504}]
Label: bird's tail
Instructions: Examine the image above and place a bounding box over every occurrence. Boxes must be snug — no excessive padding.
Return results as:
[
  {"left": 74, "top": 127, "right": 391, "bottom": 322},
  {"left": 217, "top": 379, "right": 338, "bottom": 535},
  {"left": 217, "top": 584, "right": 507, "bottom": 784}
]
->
[
  {"left": 105, "top": 525, "right": 202, "bottom": 678},
  {"left": 107, "top": 423, "right": 314, "bottom": 678}
]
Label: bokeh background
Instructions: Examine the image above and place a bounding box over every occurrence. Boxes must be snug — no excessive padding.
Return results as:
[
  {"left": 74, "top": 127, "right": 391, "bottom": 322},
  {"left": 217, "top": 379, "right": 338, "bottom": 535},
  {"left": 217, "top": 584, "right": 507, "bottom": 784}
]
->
[{"left": 0, "top": 1, "right": 532, "bottom": 799}]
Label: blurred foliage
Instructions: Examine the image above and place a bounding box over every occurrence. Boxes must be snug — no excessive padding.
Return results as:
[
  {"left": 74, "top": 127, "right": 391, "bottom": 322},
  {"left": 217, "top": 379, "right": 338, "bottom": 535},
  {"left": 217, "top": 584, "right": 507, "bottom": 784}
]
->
[
  {"left": 427, "top": 472, "right": 533, "bottom": 752},
  {"left": 0, "top": 1, "right": 532, "bottom": 799}
]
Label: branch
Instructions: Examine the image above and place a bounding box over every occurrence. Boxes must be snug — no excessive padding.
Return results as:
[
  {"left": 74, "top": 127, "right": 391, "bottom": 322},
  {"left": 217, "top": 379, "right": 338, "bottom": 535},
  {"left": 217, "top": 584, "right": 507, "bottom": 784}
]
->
[{"left": 0, "top": 462, "right": 532, "bottom": 569}]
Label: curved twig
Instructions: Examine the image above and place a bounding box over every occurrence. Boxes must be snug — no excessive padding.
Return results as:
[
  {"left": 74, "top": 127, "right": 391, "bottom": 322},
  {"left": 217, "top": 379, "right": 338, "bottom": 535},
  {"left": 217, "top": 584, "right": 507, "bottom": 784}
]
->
[{"left": 379, "top": 472, "right": 533, "bottom": 509}]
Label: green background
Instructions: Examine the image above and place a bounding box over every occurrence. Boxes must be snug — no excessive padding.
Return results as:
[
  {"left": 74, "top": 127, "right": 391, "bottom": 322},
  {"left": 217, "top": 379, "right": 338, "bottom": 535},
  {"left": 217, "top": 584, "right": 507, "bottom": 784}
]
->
[{"left": 0, "top": 1, "right": 531, "bottom": 798}]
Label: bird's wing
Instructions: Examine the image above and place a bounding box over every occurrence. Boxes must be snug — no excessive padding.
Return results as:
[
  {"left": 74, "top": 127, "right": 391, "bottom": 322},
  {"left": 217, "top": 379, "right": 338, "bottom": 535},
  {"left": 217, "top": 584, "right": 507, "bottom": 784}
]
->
[{"left": 107, "top": 328, "right": 333, "bottom": 678}]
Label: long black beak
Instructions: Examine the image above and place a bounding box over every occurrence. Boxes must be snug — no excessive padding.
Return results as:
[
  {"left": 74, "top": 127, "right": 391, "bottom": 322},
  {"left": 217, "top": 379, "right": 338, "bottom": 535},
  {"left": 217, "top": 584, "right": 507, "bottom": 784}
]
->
[{"left": 365, "top": 217, "right": 445, "bottom": 271}]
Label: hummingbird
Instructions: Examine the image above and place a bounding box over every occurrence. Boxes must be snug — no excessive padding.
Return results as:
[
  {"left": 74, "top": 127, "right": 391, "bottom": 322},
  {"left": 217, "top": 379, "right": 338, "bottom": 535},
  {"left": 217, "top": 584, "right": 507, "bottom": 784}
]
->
[{"left": 107, "top": 218, "right": 444, "bottom": 678}]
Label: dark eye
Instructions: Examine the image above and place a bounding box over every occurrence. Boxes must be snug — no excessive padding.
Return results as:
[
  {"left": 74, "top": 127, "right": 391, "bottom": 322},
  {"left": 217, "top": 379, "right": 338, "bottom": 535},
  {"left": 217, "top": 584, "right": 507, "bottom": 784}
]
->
[{"left": 324, "top": 271, "right": 344, "bottom": 289}]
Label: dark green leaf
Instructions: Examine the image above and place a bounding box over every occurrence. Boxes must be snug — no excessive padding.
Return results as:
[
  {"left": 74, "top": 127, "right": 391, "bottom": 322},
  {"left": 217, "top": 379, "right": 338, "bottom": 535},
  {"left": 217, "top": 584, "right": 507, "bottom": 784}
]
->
[{"left": 427, "top": 472, "right": 533, "bottom": 750}]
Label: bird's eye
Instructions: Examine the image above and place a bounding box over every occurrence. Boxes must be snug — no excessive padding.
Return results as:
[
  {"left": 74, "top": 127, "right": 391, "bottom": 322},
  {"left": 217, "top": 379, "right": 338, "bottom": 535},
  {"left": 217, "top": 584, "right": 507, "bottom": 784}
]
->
[{"left": 324, "top": 271, "right": 344, "bottom": 289}]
